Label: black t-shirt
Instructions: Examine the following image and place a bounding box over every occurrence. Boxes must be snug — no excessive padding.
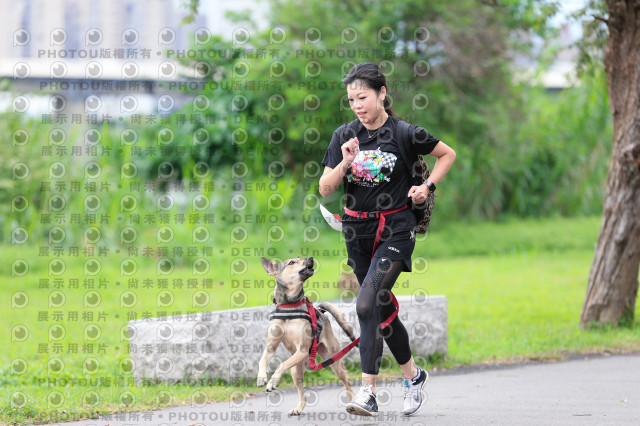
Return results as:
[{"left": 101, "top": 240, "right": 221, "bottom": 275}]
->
[{"left": 321, "top": 116, "right": 440, "bottom": 237}]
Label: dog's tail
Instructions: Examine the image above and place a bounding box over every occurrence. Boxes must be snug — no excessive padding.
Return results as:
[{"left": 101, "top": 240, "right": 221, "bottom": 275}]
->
[{"left": 317, "top": 302, "right": 357, "bottom": 342}]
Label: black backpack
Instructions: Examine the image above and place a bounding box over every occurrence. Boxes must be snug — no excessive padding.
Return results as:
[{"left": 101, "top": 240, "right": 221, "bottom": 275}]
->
[{"left": 338, "top": 118, "right": 435, "bottom": 233}]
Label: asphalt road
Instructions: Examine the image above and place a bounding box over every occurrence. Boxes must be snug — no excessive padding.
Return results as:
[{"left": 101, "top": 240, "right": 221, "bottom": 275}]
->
[{"left": 59, "top": 353, "right": 640, "bottom": 426}]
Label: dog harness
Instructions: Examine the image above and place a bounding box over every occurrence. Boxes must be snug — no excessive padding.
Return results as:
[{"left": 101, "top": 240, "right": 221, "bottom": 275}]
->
[
  {"left": 268, "top": 299, "right": 323, "bottom": 337},
  {"left": 269, "top": 294, "right": 400, "bottom": 371}
]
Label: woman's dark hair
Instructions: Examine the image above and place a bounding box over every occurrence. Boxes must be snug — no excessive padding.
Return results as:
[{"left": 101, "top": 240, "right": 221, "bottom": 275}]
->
[{"left": 342, "top": 62, "right": 395, "bottom": 117}]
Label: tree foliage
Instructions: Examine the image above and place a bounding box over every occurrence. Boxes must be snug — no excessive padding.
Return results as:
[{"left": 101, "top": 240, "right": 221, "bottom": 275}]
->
[
  {"left": 149, "top": 0, "right": 611, "bottom": 220},
  {"left": 571, "top": 0, "right": 608, "bottom": 77}
]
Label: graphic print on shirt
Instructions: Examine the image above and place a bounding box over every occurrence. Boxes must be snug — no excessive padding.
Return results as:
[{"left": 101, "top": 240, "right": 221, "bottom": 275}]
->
[{"left": 347, "top": 148, "right": 397, "bottom": 186}]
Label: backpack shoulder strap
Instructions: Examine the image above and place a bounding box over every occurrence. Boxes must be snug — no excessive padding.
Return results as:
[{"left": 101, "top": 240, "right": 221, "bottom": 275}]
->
[
  {"left": 395, "top": 119, "right": 421, "bottom": 180},
  {"left": 338, "top": 119, "right": 361, "bottom": 144}
]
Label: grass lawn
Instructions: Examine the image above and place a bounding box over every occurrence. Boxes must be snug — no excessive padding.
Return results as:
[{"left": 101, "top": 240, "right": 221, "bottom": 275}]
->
[{"left": 2, "top": 216, "right": 639, "bottom": 424}]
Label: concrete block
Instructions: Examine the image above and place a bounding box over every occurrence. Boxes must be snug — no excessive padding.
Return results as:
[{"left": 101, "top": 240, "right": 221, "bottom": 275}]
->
[{"left": 128, "top": 295, "right": 447, "bottom": 383}]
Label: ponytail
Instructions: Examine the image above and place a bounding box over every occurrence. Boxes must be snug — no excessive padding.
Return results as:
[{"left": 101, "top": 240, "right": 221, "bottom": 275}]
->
[{"left": 383, "top": 97, "right": 394, "bottom": 117}]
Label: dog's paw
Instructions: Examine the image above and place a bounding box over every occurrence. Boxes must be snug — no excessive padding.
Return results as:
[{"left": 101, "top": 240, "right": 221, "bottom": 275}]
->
[
  {"left": 256, "top": 376, "right": 267, "bottom": 387},
  {"left": 288, "top": 408, "right": 302, "bottom": 416},
  {"left": 265, "top": 378, "right": 278, "bottom": 392}
]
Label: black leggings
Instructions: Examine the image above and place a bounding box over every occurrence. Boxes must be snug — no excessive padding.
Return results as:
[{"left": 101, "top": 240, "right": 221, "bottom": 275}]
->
[{"left": 355, "top": 256, "right": 412, "bottom": 375}]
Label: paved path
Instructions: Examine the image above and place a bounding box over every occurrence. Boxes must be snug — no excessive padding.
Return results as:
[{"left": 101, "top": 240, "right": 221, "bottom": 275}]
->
[{"left": 60, "top": 354, "right": 640, "bottom": 425}]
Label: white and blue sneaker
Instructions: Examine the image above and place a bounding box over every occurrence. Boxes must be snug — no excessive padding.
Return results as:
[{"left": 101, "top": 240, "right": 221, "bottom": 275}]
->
[
  {"left": 346, "top": 384, "right": 379, "bottom": 417},
  {"left": 403, "top": 366, "right": 429, "bottom": 416}
]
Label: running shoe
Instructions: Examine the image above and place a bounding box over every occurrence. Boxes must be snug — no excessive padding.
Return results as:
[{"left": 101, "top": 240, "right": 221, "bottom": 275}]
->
[
  {"left": 346, "top": 384, "right": 379, "bottom": 417},
  {"left": 403, "top": 366, "right": 428, "bottom": 416}
]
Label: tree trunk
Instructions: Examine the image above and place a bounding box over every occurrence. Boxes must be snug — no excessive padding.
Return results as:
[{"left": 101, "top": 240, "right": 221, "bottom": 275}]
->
[{"left": 580, "top": 0, "right": 640, "bottom": 327}]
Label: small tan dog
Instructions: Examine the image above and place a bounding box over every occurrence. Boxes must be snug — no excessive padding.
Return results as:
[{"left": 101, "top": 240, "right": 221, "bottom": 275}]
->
[{"left": 257, "top": 256, "right": 355, "bottom": 415}]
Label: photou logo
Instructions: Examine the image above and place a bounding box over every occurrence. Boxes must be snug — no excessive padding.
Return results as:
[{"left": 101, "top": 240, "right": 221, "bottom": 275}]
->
[
  {"left": 120, "top": 391, "right": 135, "bottom": 406},
  {"left": 305, "top": 27, "right": 321, "bottom": 44},
  {"left": 156, "top": 290, "right": 174, "bottom": 307},
  {"left": 11, "top": 292, "right": 29, "bottom": 309},
  {"left": 192, "top": 227, "right": 210, "bottom": 243},
  {"left": 12, "top": 129, "right": 29, "bottom": 146},
  {"left": 192, "top": 95, "right": 210, "bottom": 112},
  {"left": 230, "top": 259, "right": 248, "bottom": 276},
  {"left": 48, "top": 324, "right": 66, "bottom": 341},
  {"left": 12, "top": 96, "right": 29, "bottom": 113},
  {"left": 191, "top": 390, "right": 208, "bottom": 407},
  {"left": 230, "top": 290, "right": 248, "bottom": 308},
  {"left": 86, "top": 61, "right": 103, "bottom": 78},
  {"left": 193, "top": 259, "right": 210, "bottom": 276},
  {"left": 156, "top": 226, "right": 174, "bottom": 243},
  {"left": 157, "top": 324, "right": 174, "bottom": 341},
  {"left": 117, "top": 155, "right": 135, "bottom": 176},
  {"left": 120, "top": 95, "right": 138, "bottom": 113},
  {"left": 157, "top": 95, "right": 174, "bottom": 112},
  {"left": 341, "top": 26, "right": 358, "bottom": 44},
  {"left": 83, "top": 357, "right": 100, "bottom": 374},
  {"left": 85, "top": 28, "right": 103, "bottom": 45},
  {"left": 229, "top": 356, "right": 247, "bottom": 374},
  {"left": 11, "top": 227, "right": 28, "bottom": 245},
  {"left": 159, "top": 61, "right": 176, "bottom": 78},
  {"left": 51, "top": 61, "right": 67, "bottom": 78},
  {"left": 13, "top": 29, "right": 30, "bottom": 46},
  {"left": 156, "top": 390, "right": 172, "bottom": 405},
  {"left": 194, "top": 27, "right": 212, "bottom": 45},
  {"left": 50, "top": 28, "right": 67, "bottom": 45},
  {"left": 13, "top": 62, "right": 30, "bottom": 79},
  {"left": 11, "top": 358, "right": 28, "bottom": 375},
  {"left": 193, "top": 128, "right": 210, "bottom": 145},
  {"left": 84, "top": 227, "right": 100, "bottom": 244},
  {"left": 269, "top": 26, "right": 287, "bottom": 44},
  {"left": 230, "top": 323, "right": 248, "bottom": 341},
  {"left": 192, "top": 290, "right": 211, "bottom": 308},
  {"left": 194, "top": 61, "right": 211, "bottom": 78},
  {"left": 12, "top": 325, "right": 29, "bottom": 342},
  {"left": 49, "top": 94, "right": 66, "bottom": 112},
  {"left": 158, "top": 27, "right": 176, "bottom": 45},
  {"left": 84, "top": 291, "right": 101, "bottom": 308},
  {"left": 412, "top": 321, "right": 430, "bottom": 339},
  {"left": 232, "top": 27, "right": 250, "bottom": 45},
  {"left": 121, "top": 324, "right": 136, "bottom": 342},
  {"left": 47, "top": 357, "right": 64, "bottom": 374},
  {"left": 85, "top": 95, "right": 101, "bottom": 112},
  {"left": 120, "top": 290, "right": 138, "bottom": 308},
  {"left": 12, "top": 199, "right": 28, "bottom": 218},
  {"left": 121, "top": 28, "right": 139, "bottom": 45},
  {"left": 120, "top": 227, "right": 137, "bottom": 244},
  {"left": 156, "top": 357, "right": 173, "bottom": 375},
  {"left": 192, "top": 358, "right": 208, "bottom": 375},
  {"left": 121, "top": 62, "right": 139, "bottom": 79},
  {"left": 49, "top": 128, "right": 66, "bottom": 145},
  {"left": 48, "top": 290, "right": 65, "bottom": 308},
  {"left": 82, "top": 391, "right": 99, "bottom": 407},
  {"left": 48, "top": 226, "right": 66, "bottom": 244}
]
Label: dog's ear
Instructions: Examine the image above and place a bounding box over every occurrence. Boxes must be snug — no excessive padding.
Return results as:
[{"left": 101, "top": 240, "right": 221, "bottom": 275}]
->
[{"left": 261, "top": 257, "right": 278, "bottom": 276}]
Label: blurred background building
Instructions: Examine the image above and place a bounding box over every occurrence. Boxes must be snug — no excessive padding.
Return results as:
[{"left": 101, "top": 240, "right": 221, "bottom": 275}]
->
[{"left": 0, "top": 0, "right": 211, "bottom": 117}]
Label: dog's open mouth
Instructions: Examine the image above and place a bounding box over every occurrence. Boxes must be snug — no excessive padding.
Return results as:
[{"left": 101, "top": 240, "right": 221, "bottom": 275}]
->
[{"left": 300, "top": 257, "right": 315, "bottom": 278}]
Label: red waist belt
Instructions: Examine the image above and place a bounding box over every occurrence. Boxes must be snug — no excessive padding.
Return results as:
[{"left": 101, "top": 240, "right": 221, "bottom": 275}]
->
[{"left": 343, "top": 204, "right": 408, "bottom": 257}]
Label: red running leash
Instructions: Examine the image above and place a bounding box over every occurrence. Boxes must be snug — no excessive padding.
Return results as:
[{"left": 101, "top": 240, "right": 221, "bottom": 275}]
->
[{"left": 305, "top": 293, "right": 399, "bottom": 371}]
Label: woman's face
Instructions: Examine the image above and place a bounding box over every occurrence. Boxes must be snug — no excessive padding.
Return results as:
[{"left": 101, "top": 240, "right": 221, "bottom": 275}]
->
[{"left": 346, "top": 80, "right": 386, "bottom": 125}]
